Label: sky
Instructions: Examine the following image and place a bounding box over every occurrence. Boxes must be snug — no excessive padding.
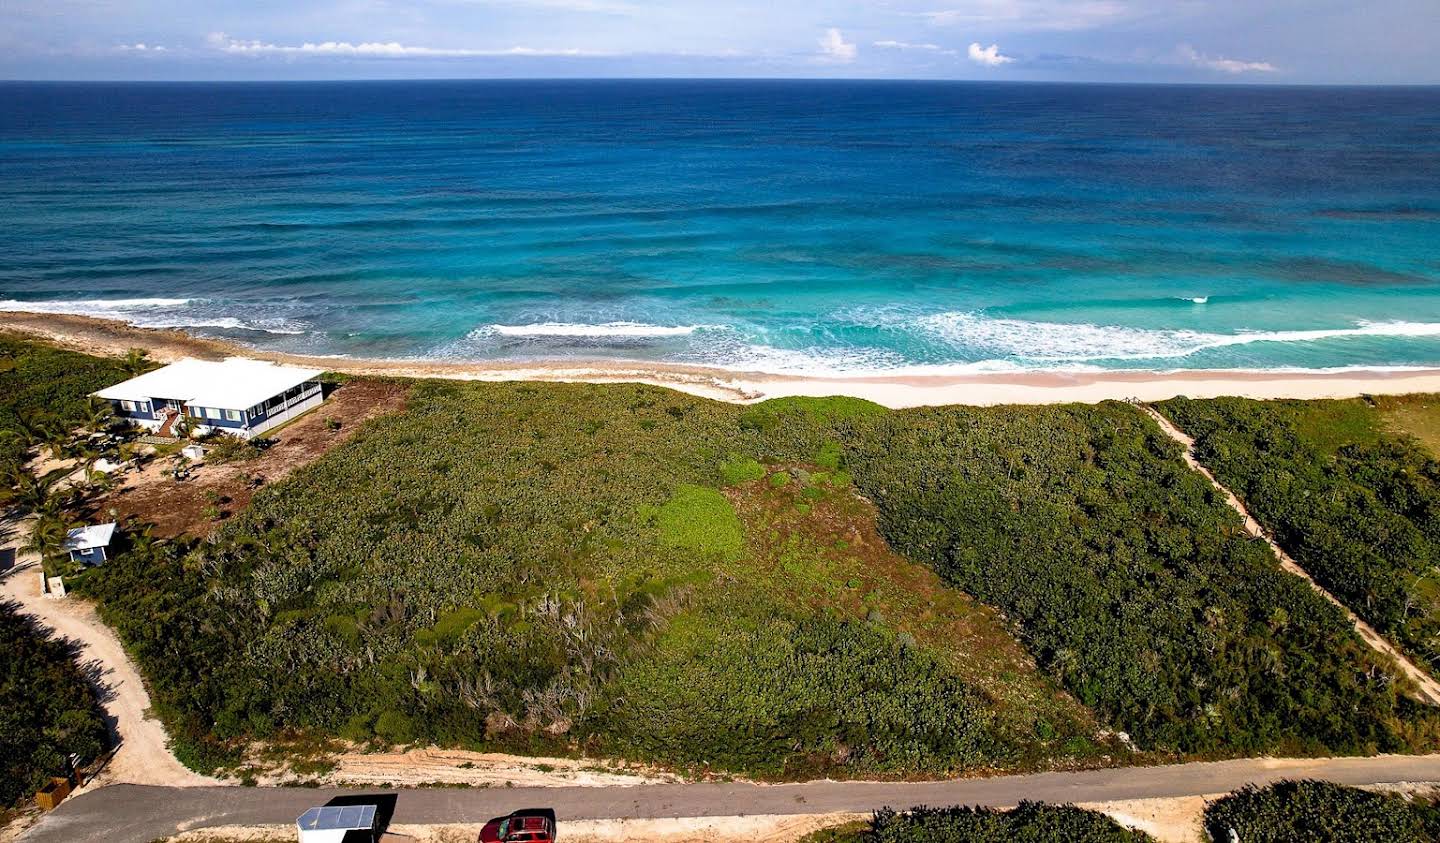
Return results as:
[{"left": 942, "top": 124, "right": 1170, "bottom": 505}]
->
[{"left": 3, "top": 0, "right": 1438, "bottom": 83}]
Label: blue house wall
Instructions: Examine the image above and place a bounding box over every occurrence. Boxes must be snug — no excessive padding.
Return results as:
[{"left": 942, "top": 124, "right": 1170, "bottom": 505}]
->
[
  {"left": 67, "top": 546, "right": 108, "bottom": 565},
  {"left": 109, "top": 399, "right": 154, "bottom": 421}
]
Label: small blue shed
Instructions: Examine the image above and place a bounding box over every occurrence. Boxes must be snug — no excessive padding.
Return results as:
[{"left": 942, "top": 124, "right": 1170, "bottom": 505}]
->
[{"left": 64, "top": 523, "right": 116, "bottom": 565}]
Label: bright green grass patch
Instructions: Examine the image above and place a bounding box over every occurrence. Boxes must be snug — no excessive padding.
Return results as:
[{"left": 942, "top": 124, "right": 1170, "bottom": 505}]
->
[
  {"left": 739, "top": 395, "right": 888, "bottom": 433},
  {"left": 654, "top": 484, "right": 745, "bottom": 561},
  {"left": 718, "top": 454, "right": 766, "bottom": 486}
]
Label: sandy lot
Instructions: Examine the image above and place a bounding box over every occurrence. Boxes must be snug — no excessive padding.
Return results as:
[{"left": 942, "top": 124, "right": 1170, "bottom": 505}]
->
[{"left": 91, "top": 377, "right": 408, "bottom": 537}]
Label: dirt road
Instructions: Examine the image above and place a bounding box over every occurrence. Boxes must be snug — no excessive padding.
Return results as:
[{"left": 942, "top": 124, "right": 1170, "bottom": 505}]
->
[
  {"left": 0, "top": 527, "right": 216, "bottom": 790},
  {"left": 25, "top": 754, "right": 1440, "bottom": 843},
  {"left": 1141, "top": 405, "right": 1440, "bottom": 706}
]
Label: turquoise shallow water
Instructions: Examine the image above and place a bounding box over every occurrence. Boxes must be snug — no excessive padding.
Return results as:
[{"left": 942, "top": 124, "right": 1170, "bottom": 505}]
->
[{"left": 2, "top": 80, "right": 1439, "bottom": 375}]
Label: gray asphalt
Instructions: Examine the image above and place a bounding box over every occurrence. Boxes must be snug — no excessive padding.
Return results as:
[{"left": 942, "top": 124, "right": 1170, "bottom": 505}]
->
[{"left": 23, "top": 754, "right": 1440, "bottom": 842}]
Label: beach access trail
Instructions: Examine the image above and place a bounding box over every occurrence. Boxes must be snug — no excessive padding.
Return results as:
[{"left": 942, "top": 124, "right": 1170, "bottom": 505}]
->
[{"left": 1141, "top": 405, "right": 1440, "bottom": 706}]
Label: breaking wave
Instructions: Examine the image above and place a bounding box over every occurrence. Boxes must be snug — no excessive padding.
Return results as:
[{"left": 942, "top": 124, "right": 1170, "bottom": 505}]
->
[{"left": 917, "top": 313, "right": 1440, "bottom": 363}]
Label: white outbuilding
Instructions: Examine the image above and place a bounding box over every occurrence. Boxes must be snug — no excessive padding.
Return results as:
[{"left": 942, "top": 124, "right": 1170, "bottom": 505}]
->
[{"left": 296, "top": 804, "right": 377, "bottom": 843}]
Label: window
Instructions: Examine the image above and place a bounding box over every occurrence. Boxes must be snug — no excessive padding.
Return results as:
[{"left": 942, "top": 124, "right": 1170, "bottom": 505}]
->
[
  {"left": 224, "top": 409, "right": 242, "bottom": 422},
  {"left": 120, "top": 400, "right": 136, "bottom": 412}
]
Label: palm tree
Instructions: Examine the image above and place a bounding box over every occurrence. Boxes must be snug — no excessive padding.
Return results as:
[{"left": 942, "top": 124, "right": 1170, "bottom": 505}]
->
[
  {"left": 25, "top": 513, "right": 73, "bottom": 574},
  {"left": 122, "top": 348, "right": 151, "bottom": 376},
  {"left": 84, "top": 398, "right": 113, "bottom": 434},
  {"left": 2, "top": 469, "right": 60, "bottom": 514}
]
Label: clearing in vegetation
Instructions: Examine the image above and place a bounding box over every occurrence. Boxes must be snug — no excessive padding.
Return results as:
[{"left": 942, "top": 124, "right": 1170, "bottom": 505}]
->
[
  {"left": 92, "top": 376, "right": 410, "bottom": 537},
  {"left": 1156, "top": 395, "right": 1440, "bottom": 683}
]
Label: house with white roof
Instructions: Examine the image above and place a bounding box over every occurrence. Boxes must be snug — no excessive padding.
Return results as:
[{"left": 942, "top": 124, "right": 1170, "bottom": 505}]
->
[
  {"left": 94, "top": 358, "right": 326, "bottom": 440},
  {"left": 65, "top": 523, "right": 116, "bottom": 565}
]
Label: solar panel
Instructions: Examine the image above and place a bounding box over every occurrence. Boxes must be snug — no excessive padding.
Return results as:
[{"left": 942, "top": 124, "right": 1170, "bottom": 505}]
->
[{"left": 297, "top": 804, "right": 377, "bottom": 831}]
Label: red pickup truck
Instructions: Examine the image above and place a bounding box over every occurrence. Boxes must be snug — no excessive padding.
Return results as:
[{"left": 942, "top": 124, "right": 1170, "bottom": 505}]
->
[{"left": 479, "top": 811, "right": 556, "bottom": 843}]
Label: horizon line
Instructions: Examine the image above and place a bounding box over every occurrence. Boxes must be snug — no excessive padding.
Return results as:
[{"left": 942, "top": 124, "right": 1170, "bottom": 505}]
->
[{"left": 4, "top": 76, "right": 1440, "bottom": 88}]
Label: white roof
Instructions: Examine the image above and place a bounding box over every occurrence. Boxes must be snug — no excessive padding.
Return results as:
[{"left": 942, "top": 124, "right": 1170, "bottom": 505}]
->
[
  {"left": 297, "top": 805, "right": 376, "bottom": 832},
  {"left": 65, "top": 523, "right": 116, "bottom": 551},
  {"left": 95, "top": 358, "right": 323, "bottom": 411}
]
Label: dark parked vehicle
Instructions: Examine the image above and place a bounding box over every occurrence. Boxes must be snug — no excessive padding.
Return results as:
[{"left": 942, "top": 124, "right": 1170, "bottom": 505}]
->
[{"left": 479, "top": 810, "right": 556, "bottom": 843}]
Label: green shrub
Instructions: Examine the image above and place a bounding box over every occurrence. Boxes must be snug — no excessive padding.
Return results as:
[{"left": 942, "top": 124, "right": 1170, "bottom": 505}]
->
[
  {"left": 655, "top": 484, "right": 745, "bottom": 561},
  {"left": 1204, "top": 780, "right": 1439, "bottom": 842},
  {"left": 719, "top": 455, "right": 766, "bottom": 486},
  {"left": 863, "top": 802, "right": 1153, "bottom": 842},
  {"left": 374, "top": 710, "right": 416, "bottom": 744}
]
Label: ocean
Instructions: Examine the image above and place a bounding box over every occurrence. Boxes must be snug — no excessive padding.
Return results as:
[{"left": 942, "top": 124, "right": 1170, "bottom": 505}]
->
[{"left": 2, "top": 79, "right": 1439, "bottom": 376}]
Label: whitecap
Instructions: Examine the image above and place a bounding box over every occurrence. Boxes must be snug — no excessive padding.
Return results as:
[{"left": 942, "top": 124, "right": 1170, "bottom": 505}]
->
[
  {"left": 918, "top": 312, "right": 1440, "bottom": 363},
  {"left": 480, "top": 322, "right": 709, "bottom": 338}
]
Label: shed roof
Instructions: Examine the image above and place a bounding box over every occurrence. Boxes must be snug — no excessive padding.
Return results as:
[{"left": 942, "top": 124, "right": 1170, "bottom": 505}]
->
[
  {"left": 296, "top": 805, "right": 377, "bottom": 832},
  {"left": 64, "top": 523, "right": 116, "bottom": 552},
  {"left": 94, "top": 358, "right": 323, "bottom": 411}
]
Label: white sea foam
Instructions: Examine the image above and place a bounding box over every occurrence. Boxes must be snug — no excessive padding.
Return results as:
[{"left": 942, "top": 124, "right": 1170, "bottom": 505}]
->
[
  {"left": 0, "top": 297, "right": 193, "bottom": 313},
  {"left": 0, "top": 297, "right": 307, "bottom": 335},
  {"left": 481, "top": 322, "right": 708, "bottom": 338},
  {"left": 918, "top": 312, "right": 1440, "bottom": 362}
]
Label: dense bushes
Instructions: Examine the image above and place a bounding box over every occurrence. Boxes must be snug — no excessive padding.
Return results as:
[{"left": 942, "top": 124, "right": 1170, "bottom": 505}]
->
[
  {"left": 1157, "top": 396, "right": 1440, "bottom": 679},
  {"left": 1204, "top": 780, "right": 1440, "bottom": 842},
  {"left": 78, "top": 382, "right": 1072, "bottom": 777},
  {"left": 847, "top": 401, "right": 1437, "bottom": 755},
  {"left": 848, "top": 803, "right": 1152, "bottom": 842},
  {"left": 71, "top": 379, "right": 1440, "bottom": 775},
  {"left": 0, "top": 601, "right": 108, "bottom": 807}
]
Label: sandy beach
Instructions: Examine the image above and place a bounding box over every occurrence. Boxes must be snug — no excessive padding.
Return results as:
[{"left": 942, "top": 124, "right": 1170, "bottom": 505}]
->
[{"left": 7, "top": 310, "right": 1440, "bottom": 408}]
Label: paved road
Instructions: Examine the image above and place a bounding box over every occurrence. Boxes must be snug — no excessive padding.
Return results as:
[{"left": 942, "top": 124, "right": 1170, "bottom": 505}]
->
[{"left": 25, "top": 754, "right": 1440, "bottom": 842}]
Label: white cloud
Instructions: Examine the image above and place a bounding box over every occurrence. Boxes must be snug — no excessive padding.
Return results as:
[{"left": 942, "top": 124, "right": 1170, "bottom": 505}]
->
[
  {"left": 818, "top": 28, "right": 857, "bottom": 63},
  {"left": 116, "top": 43, "right": 167, "bottom": 52},
  {"left": 1177, "top": 44, "right": 1276, "bottom": 74},
  {"left": 874, "top": 40, "right": 955, "bottom": 55},
  {"left": 205, "top": 32, "right": 604, "bottom": 58},
  {"left": 919, "top": 1, "right": 1129, "bottom": 32},
  {"left": 967, "top": 42, "right": 1013, "bottom": 66}
]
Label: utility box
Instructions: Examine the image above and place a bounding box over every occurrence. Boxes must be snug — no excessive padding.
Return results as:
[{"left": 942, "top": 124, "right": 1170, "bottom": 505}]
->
[{"left": 34, "top": 777, "right": 71, "bottom": 811}]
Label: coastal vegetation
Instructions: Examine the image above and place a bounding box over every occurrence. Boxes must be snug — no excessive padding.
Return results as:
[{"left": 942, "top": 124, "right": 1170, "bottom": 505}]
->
[
  {"left": 73, "top": 379, "right": 1440, "bottom": 776},
  {"left": 0, "top": 600, "right": 108, "bottom": 809},
  {"left": 0, "top": 334, "right": 132, "bottom": 483},
  {"left": 74, "top": 380, "right": 1098, "bottom": 778},
  {"left": 15, "top": 335, "right": 1440, "bottom": 778},
  {"left": 1204, "top": 780, "right": 1440, "bottom": 842},
  {"left": 1156, "top": 395, "right": 1440, "bottom": 680},
  {"left": 847, "top": 401, "right": 1438, "bottom": 756}
]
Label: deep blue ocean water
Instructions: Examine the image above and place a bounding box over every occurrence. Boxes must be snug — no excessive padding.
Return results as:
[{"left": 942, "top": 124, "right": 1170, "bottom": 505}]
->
[{"left": 2, "top": 79, "right": 1439, "bottom": 375}]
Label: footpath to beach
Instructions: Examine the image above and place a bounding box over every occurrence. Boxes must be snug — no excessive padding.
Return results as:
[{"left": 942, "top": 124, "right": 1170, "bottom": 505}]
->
[
  {"left": 8, "top": 311, "right": 1440, "bottom": 408},
  {"left": 1142, "top": 406, "right": 1440, "bottom": 706}
]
